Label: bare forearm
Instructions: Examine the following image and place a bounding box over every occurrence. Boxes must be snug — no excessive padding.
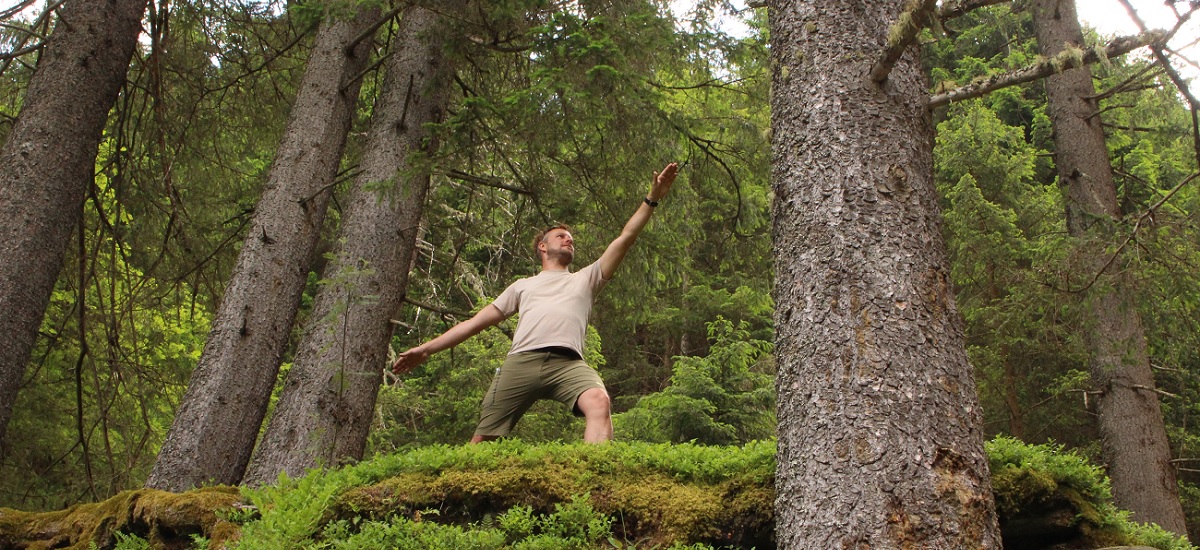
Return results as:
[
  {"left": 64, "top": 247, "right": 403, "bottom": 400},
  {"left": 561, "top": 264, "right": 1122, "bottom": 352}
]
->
[
  {"left": 418, "top": 320, "right": 484, "bottom": 355},
  {"left": 393, "top": 305, "right": 506, "bottom": 373},
  {"left": 598, "top": 163, "right": 678, "bottom": 279}
]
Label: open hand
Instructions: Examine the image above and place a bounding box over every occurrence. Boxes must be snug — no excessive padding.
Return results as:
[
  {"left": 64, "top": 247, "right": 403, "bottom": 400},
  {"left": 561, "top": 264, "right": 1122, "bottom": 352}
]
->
[
  {"left": 391, "top": 347, "right": 430, "bottom": 374},
  {"left": 650, "top": 162, "right": 678, "bottom": 201}
]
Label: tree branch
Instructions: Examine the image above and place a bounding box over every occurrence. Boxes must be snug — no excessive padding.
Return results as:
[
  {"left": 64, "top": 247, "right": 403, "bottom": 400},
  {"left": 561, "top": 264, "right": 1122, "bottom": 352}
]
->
[
  {"left": 936, "top": 0, "right": 1011, "bottom": 21},
  {"left": 872, "top": 0, "right": 938, "bottom": 83},
  {"left": 0, "top": 0, "right": 37, "bottom": 20},
  {"left": 1132, "top": 384, "right": 1179, "bottom": 399},
  {"left": 399, "top": 296, "right": 471, "bottom": 319},
  {"left": 930, "top": 30, "right": 1166, "bottom": 108},
  {"left": 445, "top": 168, "right": 532, "bottom": 195},
  {"left": 1114, "top": 0, "right": 1200, "bottom": 166},
  {"left": 346, "top": 3, "right": 408, "bottom": 54}
]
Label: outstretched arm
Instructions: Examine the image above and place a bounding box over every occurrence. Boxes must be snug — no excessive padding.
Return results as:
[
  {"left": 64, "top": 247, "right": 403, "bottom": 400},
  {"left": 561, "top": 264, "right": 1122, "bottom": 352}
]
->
[
  {"left": 391, "top": 304, "right": 507, "bottom": 374},
  {"left": 598, "top": 162, "right": 678, "bottom": 280}
]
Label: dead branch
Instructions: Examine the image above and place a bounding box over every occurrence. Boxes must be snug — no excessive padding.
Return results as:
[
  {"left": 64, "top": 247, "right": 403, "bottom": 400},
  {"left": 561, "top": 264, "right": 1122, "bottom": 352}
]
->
[
  {"left": 1132, "top": 384, "right": 1179, "bottom": 399},
  {"left": 445, "top": 168, "right": 532, "bottom": 195},
  {"left": 929, "top": 30, "right": 1166, "bottom": 108},
  {"left": 401, "top": 296, "right": 471, "bottom": 319},
  {"left": 1067, "top": 171, "right": 1200, "bottom": 294},
  {"left": 1115, "top": 0, "right": 1200, "bottom": 165}
]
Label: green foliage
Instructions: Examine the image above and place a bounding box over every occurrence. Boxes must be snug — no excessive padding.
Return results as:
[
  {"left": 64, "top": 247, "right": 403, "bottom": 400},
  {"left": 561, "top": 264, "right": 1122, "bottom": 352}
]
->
[
  {"left": 929, "top": 4, "right": 1200, "bottom": 538},
  {"left": 111, "top": 531, "right": 151, "bottom": 550},
  {"left": 6, "top": 438, "right": 1192, "bottom": 549},
  {"left": 1, "top": 169, "right": 212, "bottom": 509},
  {"left": 3, "top": 0, "right": 307, "bottom": 510},
  {"left": 615, "top": 318, "right": 773, "bottom": 445},
  {"left": 987, "top": 436, "right": 1195, "bottom": 550},
  {"left": 987, "top": 436, "right": 1112, "bottom": 514},
  {"left": 237, "top": 440, "right": 774, "bottom": 549}
]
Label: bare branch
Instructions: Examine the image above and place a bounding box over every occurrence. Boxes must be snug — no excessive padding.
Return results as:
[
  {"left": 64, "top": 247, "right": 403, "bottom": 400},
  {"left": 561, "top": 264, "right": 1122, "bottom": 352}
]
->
[
  {"left": 1132, "top": 384, "right": 1179, "bottom": 399},
  {"left": 872, "top": 0, "right": 938, "bottom": 83},
  {"left": 1065, "top": 171, "right": 1200, "bottom": 294},
  {"left": 400, "top": 296, "right": 470, "bottom": 319},
  {"left": 1115, "top": 0, "right": 1200, "bottom": 166},
  {"left": 0, "top": 21, "right": 44, "bottom": 38},
  {"left": 930, "top": 30, "right": 1166, "bottom": 108},
  {"left": 0, "top": 0, "right": 38, "bottom": 20},
  {"left": 0, "top": 40, "right": 44, "bottom": 60},
  {"left": 445, "top": 168, "right": 532, "bottom": 195},
  {"left": 346, "top": 3, "right": 407, "bottom": 54},
  {"left": 1152, "top": 363, "right": 1186, "bottom": 374}
]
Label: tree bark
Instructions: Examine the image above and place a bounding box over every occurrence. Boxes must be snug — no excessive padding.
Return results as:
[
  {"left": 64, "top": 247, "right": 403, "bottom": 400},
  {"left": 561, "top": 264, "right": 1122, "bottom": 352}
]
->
[
  {"left": 769, "top": 0, "right": 1001, "bottom": 547},
  {"left": 1031, "top": 0, "right": 1187, "bottom": 536},
  {"left": 242, "top": 1, "right": 460, "bottom": 486},
  {"left": 0, "top": 0, "right": 148, "bottom": 450},
  {"left": 142, "top": 8, "right": 380, "bottom": 491}
]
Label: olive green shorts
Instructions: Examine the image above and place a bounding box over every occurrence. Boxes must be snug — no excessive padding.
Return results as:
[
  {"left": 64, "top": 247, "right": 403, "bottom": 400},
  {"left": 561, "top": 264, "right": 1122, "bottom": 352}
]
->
[{"left": 474, "top": 349, "right": 605, "bottom": 438}]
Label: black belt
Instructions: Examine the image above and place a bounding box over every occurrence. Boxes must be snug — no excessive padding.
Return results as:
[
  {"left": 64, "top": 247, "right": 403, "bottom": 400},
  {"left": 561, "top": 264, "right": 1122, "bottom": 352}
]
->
[{"left": 532, "top": 346, "right": 582, "bottom": 360}]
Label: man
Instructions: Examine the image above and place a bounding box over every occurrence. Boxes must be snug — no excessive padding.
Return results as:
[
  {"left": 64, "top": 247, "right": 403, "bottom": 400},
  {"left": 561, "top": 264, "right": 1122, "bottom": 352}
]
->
[{"left": 391, "top": 162, "right": 678, "bottom": 443}]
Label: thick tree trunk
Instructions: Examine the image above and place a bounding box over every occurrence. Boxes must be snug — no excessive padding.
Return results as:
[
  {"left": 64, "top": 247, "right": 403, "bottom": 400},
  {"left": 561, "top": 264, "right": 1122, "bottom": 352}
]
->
[
  {"left": 0, "top": 0, "right": 148, "bottom": 450},
  {"left": 242, "top": 2, "right": 460, "bottom": 485},
  {"left": 769, "top": 0, "right": 1001, "bottom": 547},
  {"left": 1031, "top": 0, "right": 1188, "bottom": 536},
  {"left": 142, "top": 8, "right": 379, "bottom": 491}
]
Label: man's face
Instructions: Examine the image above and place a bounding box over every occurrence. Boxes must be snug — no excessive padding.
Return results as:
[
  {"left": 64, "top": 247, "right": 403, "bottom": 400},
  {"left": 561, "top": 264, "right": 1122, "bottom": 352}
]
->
[{"left": 541, "top": 228, "right": 574, "bottom": 265}]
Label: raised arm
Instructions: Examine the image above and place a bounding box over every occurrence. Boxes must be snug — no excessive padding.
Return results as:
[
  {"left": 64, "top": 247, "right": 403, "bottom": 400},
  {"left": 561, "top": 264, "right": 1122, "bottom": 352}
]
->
[
  {"left": 391, "top": 304, "right": 508, "bottom": 374},
  {"left": 598, "top": 162, "right": 678, "bottom": 280}
]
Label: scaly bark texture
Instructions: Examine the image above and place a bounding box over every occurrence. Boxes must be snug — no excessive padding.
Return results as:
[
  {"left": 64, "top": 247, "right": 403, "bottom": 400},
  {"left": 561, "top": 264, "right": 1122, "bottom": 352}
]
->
[
  {"left": 769, "top": 0, "right": 1001, "bottom": 547},
  {"left": 143, "top": 8, "right": 380, "bottom": 490},
  {"left": 0, "top": 0, "right": 148, "bottom": 449},
  {"left": 242, "top": 1, "right": 461, "bottom": 485},
  {"left": 1031, "top": 0, "right": 1187, "bottom": 536}
]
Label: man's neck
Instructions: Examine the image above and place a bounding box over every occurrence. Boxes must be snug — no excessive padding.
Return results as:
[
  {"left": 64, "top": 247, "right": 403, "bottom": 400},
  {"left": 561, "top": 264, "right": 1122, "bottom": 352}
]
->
[{"left": 541, "top": 260, "right": 570, "bottom": 272}]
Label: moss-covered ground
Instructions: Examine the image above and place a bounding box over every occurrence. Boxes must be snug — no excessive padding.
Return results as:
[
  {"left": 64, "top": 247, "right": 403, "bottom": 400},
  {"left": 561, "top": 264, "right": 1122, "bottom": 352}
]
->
[{"left": 0, "top": 438, "right": 1192, "bottom": 549}]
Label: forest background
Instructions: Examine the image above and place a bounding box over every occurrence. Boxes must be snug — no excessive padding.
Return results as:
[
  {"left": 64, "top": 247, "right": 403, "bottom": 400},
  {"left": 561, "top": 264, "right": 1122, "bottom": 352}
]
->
[{"left": 1, "top": 0, "right": 1199, "bottom": 542}]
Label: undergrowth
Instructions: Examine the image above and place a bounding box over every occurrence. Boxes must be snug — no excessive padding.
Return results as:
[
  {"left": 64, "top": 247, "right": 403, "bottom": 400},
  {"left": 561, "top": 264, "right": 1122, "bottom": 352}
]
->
[{"left": 20, "top": 438, "right": 1196, "bottom": 549}]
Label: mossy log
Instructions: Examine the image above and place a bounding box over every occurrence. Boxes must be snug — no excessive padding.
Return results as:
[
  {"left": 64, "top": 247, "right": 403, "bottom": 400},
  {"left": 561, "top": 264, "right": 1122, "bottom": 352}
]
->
[
  {"left": 0, "top": 440, "right": 1182, "bottom": 549},
  {"left": 0, "top": 486, "right": 241, "bottom": 549},
  {"left": 333, "top": 466, "right": 774, "bottom": 548}
]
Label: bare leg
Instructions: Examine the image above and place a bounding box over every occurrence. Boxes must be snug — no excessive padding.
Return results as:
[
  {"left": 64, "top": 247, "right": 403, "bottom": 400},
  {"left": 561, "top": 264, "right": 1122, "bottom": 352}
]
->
[
  {"left": 575, "top": 387, "right": 613, "bottom": 443},
  {"left": 470, "top": 434, "right": 500, "bottom": 444}
]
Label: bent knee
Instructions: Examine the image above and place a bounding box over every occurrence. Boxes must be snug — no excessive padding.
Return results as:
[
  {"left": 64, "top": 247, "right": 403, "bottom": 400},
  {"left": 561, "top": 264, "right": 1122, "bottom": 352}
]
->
[{"left": 575, "top": 388, "right": 611, "bottom": 415}]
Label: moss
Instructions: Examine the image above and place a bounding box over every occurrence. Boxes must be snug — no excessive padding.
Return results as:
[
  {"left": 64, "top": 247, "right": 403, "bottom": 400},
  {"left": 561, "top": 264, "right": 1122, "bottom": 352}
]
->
[
  {"left": 990, "top": 465, "right": 1059, "bottom": 516},
  {"left": 0, "top": 486, "right": 241, "bottom": 549},
  {"left": 6, "top": 439, "right": 1191, "bottom": 549},
  {"left": 602, "top": 475, "right": 723, "bottom": 545},
  {"left": 325, "top": 444, "right": 772, "bottom": 547}
]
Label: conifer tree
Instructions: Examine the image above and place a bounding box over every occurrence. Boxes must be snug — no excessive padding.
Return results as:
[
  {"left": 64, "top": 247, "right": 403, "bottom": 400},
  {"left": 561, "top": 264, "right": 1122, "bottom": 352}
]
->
[
  {"left": 244, "top": 0, "right": 464, "bottom": 485},
  {"left": 769, "top": 0, "right": 1001, "bottom": 545},
  {"left": 1031, "top": 0, "right": 1188, "bottom": 535},
  {"left": 144, "top": 5, "right": 380, "bottom": 491},
  {"left": 0, "top": 0, "right": 149, "bottom": 448}
]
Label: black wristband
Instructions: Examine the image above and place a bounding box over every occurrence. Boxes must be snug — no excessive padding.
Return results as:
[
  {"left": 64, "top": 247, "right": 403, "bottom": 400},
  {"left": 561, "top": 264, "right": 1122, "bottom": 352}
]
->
[{"left": 644, "top": 197, "right": 659, "bottom": 207}]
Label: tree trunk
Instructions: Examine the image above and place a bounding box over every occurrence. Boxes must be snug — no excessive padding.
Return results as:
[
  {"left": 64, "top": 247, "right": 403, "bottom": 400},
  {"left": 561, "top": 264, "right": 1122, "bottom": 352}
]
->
[
  {"left": 1031, "top": 0, "right": 1188, "bottom": 535},
  {"left": 242, "top": 2, "right": 460, "bottom": 485},
  {"left": 0, "top": 0, "right": 149, "bottom": 450},
  {"left": 142, "top": 8, "right": 379, "bottom": 491},
  {"left": 769, "top": 0, "right": 1001, "bottom": 547}
]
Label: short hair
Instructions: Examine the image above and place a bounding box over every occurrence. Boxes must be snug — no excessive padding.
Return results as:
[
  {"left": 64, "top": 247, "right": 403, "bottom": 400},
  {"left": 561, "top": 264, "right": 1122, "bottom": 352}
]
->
[{"left": 533, "top": 224, "right": 571, "bottom": 259}]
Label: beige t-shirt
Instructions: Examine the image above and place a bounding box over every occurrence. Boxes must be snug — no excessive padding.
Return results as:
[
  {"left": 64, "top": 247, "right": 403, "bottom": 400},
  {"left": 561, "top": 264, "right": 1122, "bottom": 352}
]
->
[{"left": 491, "top": 261, "right": 608, "bottom": 357}]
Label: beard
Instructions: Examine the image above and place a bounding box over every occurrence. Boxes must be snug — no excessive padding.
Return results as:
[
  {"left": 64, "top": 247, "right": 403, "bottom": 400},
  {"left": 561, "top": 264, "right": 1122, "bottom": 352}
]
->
[{"left": 546, "top": 247, "right": 574, "bottom": 265}]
